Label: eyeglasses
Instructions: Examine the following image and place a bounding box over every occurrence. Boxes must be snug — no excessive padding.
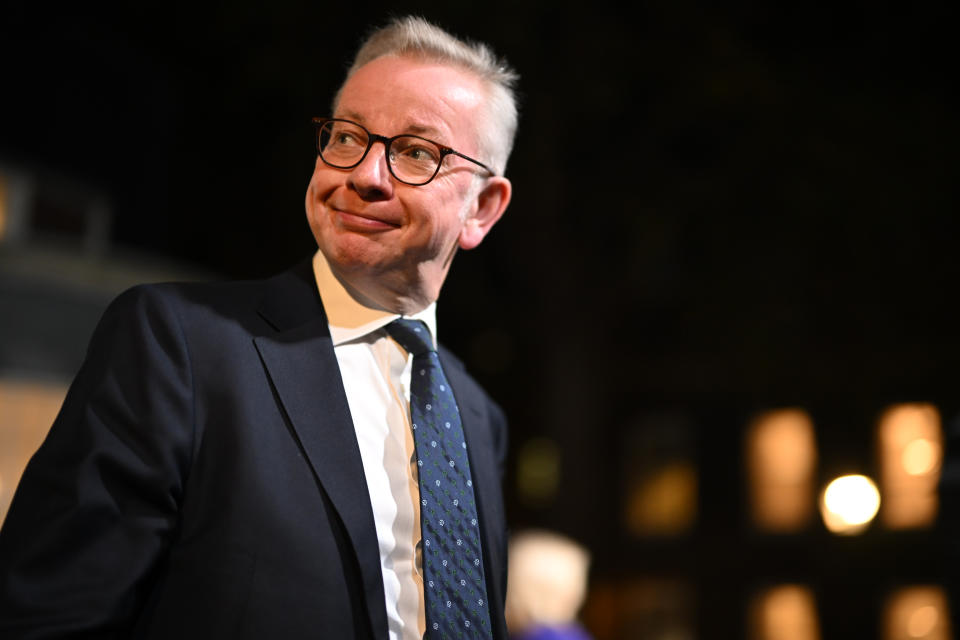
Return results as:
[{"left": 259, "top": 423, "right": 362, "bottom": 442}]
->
[{"left": 312, "top": 117, "right": 495, "bottom": 186}]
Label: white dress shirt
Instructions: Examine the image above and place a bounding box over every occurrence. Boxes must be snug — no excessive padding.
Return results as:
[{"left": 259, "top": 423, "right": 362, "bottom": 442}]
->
[{"left": 312, "top": 250, "right": 432, "bottom": 640}]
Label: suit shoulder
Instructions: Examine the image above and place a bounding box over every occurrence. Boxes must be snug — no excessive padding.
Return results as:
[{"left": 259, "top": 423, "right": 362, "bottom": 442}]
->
[
  {"left": 103, "top": 264, "right": 307, "bottom": 328},
  {"left": 109, "top": 276, "right": 268, "bottom": 314}
]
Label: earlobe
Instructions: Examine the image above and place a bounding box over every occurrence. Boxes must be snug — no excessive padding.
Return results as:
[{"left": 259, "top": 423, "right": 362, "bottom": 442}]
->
[{"left": 459, "top": 177, "right": 512, "bottom": 250}]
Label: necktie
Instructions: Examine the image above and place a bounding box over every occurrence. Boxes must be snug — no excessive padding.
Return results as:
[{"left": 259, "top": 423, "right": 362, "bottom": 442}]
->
[{"left": 386, "top": 319, "right": 493, "bottom": 639}]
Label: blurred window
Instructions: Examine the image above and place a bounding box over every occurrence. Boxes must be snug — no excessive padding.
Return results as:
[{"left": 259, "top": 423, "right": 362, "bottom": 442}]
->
[
  {"left": 883, "top": 586, "right": 951, "bottom": 640},
  {"left": 623, "top": 413, "right": 697, "bottom": 536},
  {"left": 746, "top": 409, "right": 817, "bottom": 532},
  {"left": 749, "top": 584, "right": 821, "bottom": 640},
  {"left": 878, "top": 403, "right": 942, "bottom": 529}
]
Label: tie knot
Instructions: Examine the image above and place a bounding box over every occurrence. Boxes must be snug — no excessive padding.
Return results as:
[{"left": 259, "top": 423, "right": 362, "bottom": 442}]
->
[{"left": 386, "top": 319, "right": 435, "bottom": 356}]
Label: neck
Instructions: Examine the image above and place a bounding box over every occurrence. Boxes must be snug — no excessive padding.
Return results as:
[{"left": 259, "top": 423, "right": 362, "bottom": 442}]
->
[{"left": 328, "top": 262, "right": 443, "bottom": 316}]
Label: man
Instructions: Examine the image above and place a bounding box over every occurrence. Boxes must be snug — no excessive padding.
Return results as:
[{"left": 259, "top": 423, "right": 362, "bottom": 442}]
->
[{"left": 0, "top": 16, "right": 517, "bottom": 639}]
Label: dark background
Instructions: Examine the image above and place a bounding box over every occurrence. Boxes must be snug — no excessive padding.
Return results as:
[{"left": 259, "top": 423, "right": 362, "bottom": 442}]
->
[{"left": 2, "top": 1, "right": 958, "bottom": 636}]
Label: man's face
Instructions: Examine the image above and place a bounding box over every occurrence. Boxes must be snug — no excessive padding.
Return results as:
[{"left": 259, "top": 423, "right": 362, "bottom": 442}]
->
[{"left": 305, "top": 55, "right": 508, "bottom": 311}]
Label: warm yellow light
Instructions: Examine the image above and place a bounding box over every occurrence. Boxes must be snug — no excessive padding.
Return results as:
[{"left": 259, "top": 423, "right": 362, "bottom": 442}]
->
[
  {"left": 749, "top": 584, "right": 821, "bottom": 640},
  {"left": 884, "top": 586, "right": 951, "bottom": 640},
  {"left": 878, "top": 403, "right": 943, "bottom": 529},
  {"left": 746, "top": 409, "right": 817, "bottom": 532},
  {"left": 907, "top": 605, "right": 939, "bottom": 638},
  {"left": 902, "top": 439, "right": 940, "bottom": 476},
  {"left": 820, "top": 474, "right": 880, "bottom": 535},
  {"left": 626, "top": 461, "right": 697, "bottom": 536}
]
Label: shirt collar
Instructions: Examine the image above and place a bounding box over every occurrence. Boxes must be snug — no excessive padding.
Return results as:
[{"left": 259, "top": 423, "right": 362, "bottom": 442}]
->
[{"left": 312, "top": 250, "right": 438, "bottom": 348}]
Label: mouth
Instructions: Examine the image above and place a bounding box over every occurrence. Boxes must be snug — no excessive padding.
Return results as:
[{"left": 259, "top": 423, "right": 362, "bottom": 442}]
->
[{"left": 331, "top": 206, "right": 401, "bottom": 232}]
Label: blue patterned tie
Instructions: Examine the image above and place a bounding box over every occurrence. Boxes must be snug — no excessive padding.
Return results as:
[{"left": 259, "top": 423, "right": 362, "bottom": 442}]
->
[{"left": 386, "top": 319, "right": 493, "bottom": 639}]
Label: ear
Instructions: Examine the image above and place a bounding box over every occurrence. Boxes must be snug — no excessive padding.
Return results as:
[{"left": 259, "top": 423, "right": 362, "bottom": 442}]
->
[{"left": 459, "top": 176, "right": 512, "bottom": 250}]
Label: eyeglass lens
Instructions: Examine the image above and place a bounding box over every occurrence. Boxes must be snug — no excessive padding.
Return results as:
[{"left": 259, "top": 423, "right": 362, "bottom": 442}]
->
[{"left": 318, "top": 120, "right": 443, "bottom": 185}]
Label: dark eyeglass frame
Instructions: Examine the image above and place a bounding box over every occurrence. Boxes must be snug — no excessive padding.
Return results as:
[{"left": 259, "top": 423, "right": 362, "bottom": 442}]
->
[{"left": 312, "top": 117, "right": 495, "bottom": 186}]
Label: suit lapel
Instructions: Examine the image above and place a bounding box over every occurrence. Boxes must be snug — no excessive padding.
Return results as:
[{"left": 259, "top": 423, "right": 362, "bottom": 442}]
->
[
  {"left": 439, "top": 351, "right": 508, "bottom": 638},
  {"left": 253, "top": 262, "right": 388, "bottom": 639}
]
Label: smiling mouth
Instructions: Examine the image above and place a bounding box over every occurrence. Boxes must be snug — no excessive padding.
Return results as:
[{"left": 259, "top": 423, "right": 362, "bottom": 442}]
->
[{"left": 332, "top": 207, "right": 400, "bottom": 231}]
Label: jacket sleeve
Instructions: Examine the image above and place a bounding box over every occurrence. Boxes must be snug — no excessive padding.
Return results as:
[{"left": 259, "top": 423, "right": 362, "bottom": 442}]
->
[{"left": 0, "top": 285, "right": 195, "bottom": 638}]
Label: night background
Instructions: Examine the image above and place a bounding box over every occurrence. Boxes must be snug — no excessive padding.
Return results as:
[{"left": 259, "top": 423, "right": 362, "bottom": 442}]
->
[{"left": 1, "top": 2, "right": 958, "bottom": 637}]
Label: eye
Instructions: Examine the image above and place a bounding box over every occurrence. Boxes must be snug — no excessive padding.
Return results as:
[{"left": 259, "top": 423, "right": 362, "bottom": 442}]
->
[
  {"left": 326, "top": 122, "right": 367, "bottom": 148},
  {"left": 408, "top": 147, "right": 438, "bottom": 162},
  {"left": 393, "top": 137, "right": 441, "bottom": 165}
]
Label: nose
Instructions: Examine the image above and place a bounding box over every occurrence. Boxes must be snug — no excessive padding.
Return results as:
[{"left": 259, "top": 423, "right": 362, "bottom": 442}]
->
[{"left": 347, "top": 140, "right": 394, "bottom": 201}]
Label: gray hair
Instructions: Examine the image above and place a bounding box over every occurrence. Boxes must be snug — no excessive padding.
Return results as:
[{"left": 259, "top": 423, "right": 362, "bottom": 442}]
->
[{"left": 334, "top": 16, "right": 519, "bottom": 175}]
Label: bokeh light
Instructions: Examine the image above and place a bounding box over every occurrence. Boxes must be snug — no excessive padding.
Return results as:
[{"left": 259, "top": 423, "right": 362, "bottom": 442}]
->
[
  {"left": 820, "top": 474, "right": 880, "bottom": 535},
  {"left": 747, "top": 409, "right": 817, "bottom": 532},
  {"left": 878, "top": 403, "right": 942, "bottom": 529},
  {"left": 884, "top": 586, "right": 951, "bottom": 640},
  {"left": 749, "top": 584, "right": 820, "bottom": 640}
]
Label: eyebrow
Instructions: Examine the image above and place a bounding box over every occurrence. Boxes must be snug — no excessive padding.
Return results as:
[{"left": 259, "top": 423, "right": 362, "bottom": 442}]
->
[
  {"left": 336, "top": 111, "right": 447, "bottom": 143},
  {"left": 404, "top": 123, "right": 444, "bottom": 139}
]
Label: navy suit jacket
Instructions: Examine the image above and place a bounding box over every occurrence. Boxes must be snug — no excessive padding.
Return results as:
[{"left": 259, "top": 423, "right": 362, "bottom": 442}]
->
[{"left": 0, "top": 260, "right": 510, "bottom": 639}]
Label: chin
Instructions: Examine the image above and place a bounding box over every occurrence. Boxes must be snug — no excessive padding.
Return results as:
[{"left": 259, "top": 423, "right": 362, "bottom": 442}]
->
[{"left": 321, "top": 241, "right": 390, "bottom": 277}]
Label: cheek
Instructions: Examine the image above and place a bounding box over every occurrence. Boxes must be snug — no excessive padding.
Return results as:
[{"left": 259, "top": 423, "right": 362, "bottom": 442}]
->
[
  {"left": 307, "top": 172, "right": 328, "bottom": 201},
  {"left": 411, "top": 191, "right": 463, "bottom": 238},
  {"left": 420, "top": 178, "right": 475, "bottom": 222},
  {"left": 305, "top": 173, "right": 334, "bottom": 239},
  {"left": 306, "top": 174, "right": 339, "bottom": 219},
  {"left": 307, "top": 159, "right": 340, "bottom": 197}
]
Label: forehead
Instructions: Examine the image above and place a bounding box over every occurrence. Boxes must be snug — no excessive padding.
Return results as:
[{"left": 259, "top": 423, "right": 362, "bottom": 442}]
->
[{"left": 335, "top": 56, "right": 486, "bottom": 148}]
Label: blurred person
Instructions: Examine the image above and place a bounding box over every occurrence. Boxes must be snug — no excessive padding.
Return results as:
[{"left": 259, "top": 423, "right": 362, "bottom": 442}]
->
[
  {"left": 0, "top": 15, "right": 516, "bottom": 640},
  {"left": 506, "top": 530, "right": 593, "bottom": 640}
]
